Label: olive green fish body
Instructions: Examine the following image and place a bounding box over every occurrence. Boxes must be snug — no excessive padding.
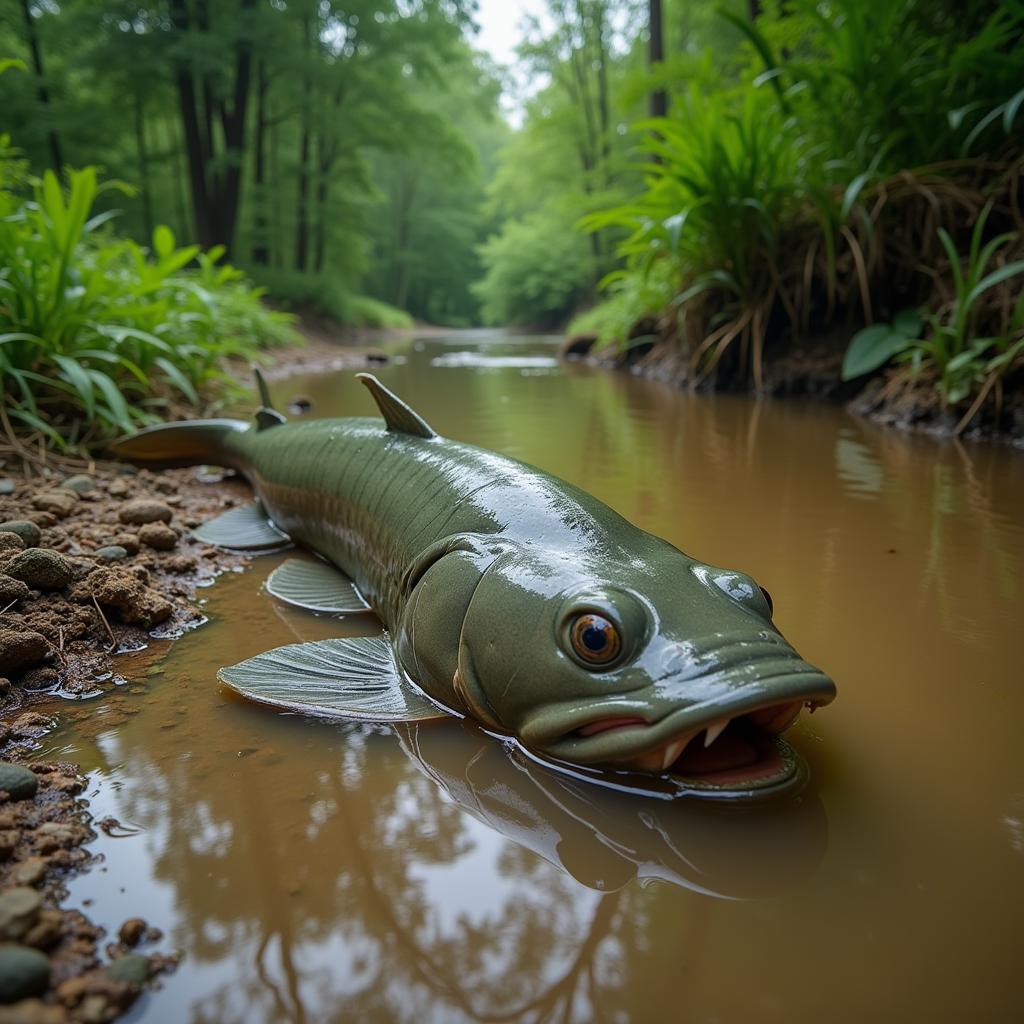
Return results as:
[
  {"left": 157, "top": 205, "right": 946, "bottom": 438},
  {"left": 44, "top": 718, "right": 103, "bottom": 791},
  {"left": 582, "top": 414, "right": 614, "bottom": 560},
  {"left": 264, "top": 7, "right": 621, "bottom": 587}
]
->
[{"left": 114, "top": 374, "right": 836, "bottom": 798}]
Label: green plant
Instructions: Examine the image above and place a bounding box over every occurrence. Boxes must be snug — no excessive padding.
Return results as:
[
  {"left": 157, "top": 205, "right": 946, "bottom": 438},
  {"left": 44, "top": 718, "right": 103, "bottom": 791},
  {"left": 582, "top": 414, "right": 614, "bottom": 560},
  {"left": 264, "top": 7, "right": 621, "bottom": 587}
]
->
[
  {"left": 912, "top": 202, "right": 1024, "bottom": 405},
  {"left": 0, "top": 163, "right": 294, "bottom": 448},
  {"left": 842, "top": 310, "right": 923, "bottom": 380}
]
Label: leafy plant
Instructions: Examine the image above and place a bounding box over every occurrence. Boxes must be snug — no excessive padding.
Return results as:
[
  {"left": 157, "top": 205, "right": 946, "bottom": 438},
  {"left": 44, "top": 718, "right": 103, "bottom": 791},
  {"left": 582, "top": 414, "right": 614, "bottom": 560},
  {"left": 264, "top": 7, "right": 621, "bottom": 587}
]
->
[
  {"left": 842, "top": 310, "right": 923, "bottom": 380},
  {"left": 0, "top": 161, "right": 295, "bottom": 448},
  {"left": 912, "top": 202, "right": 1024, "bottom": 405}
]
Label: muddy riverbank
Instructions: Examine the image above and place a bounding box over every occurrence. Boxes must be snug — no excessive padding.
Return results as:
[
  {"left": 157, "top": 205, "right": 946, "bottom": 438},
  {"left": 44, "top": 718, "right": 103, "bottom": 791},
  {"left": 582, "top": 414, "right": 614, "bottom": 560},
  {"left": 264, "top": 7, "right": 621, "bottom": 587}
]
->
[
  {"left": 0, "top": 332, "right": 386, "bottom": 1020},
  {"left": 563, "top": 331, "right": 1024, "bottom": 447}
]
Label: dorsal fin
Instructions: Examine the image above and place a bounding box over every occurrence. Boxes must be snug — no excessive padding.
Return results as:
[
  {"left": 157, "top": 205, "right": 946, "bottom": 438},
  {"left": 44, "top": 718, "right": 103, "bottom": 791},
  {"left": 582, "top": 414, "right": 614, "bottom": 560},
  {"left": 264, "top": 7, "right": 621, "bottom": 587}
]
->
[
  {"left": 356, "top": 373, "right": 436, "bottom": 439},
  {"left": 253, "top": 365, "right": 286, "bottom": 431}
]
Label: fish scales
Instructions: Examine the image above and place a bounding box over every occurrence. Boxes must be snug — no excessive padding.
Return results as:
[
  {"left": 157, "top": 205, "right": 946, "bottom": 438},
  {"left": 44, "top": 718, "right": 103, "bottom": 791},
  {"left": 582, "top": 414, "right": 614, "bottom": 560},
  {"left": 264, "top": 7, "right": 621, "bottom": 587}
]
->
[{"left": 112, "top": 373, "right": 836, "bottom": 799}]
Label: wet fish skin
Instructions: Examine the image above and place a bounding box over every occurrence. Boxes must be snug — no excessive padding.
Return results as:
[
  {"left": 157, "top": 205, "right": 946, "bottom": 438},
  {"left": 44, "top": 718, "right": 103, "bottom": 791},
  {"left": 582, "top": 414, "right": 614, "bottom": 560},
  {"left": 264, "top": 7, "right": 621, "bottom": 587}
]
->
[{"left": 113, "top": 377, "right": 836, "bottom": 786}]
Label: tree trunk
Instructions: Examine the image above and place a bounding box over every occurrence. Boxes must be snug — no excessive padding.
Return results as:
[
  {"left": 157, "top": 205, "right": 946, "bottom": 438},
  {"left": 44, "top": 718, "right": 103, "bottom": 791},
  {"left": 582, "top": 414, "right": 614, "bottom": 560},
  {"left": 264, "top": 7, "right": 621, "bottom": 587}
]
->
[
  {"left": 251, "top": 60, "right": 270, "bottom": 265},
  {"left": 169, "top": 0, "right": 255, "bottom": 256},
  {"left": 18, "top": 0, "right": 63, "bottom": 172},
  {"left": 294, "top": 14, "right": 312, "bottom": 272},
  {"left": 132, "top": 88, "right": 154, "bottom": 243},
  {"left": 649, "top": 0, "right": 668, "bottom": 119}
]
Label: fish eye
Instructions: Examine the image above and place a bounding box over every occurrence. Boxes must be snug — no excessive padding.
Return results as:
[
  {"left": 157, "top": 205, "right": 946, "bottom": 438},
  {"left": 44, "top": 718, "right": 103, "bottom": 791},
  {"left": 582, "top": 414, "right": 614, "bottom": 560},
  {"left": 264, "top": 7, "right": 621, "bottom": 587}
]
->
[{"left": 569, "top": 613, "right": 622, "bottom": 667}]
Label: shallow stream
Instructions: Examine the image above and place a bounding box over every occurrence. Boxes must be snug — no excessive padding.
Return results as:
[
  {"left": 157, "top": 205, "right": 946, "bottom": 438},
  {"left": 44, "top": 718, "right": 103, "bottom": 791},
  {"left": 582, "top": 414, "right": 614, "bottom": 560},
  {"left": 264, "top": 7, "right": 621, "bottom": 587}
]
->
[{"left": 42, "top": 331, "right": 1024, "bottom": 1022}]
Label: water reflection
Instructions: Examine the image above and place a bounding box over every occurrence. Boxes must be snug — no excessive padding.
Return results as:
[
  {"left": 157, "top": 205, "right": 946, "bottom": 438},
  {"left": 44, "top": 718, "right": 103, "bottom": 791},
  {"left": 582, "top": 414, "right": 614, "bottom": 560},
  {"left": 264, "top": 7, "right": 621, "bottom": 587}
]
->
[{"left": 398, "top": 717, "right": 827, "bottom": 898}]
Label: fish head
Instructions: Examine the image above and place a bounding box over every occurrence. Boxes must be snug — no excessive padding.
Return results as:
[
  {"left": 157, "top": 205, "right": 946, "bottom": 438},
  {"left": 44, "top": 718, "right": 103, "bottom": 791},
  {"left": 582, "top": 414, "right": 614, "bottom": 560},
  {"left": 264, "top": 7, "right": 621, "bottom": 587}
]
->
[{"left": 457, "top": 538, "right": 836, "bottom": 797}]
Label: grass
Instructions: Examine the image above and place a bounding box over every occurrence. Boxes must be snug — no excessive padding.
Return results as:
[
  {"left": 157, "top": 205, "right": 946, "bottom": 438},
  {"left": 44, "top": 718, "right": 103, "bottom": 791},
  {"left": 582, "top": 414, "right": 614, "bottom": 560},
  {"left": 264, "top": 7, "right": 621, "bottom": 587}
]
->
[
  {"left": 576, "top": 0, "right": 1024, "bottom": 424},
  {"left": 0, "top": 150, "right": 295, "bottom": 450}
]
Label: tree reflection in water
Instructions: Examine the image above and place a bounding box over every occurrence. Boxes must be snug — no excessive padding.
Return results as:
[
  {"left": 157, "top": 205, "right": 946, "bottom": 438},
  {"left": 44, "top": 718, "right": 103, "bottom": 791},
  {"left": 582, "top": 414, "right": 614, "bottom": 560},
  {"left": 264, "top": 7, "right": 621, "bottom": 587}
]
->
[{"left": 88, "top": 688, "right": 825, "bottom": 1023}]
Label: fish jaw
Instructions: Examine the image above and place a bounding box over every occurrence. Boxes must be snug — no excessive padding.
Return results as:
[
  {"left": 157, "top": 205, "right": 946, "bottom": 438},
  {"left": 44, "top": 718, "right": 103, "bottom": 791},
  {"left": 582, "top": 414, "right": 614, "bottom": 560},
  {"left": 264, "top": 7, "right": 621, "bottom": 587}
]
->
[{"left": 519, "top": 667, "right": 836, "bottom": 795}]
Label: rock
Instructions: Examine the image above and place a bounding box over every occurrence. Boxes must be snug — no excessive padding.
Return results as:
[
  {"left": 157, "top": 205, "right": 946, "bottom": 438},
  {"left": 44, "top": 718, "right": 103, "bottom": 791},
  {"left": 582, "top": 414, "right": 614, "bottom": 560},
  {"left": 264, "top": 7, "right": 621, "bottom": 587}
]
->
[
  {"left": 0, "top": 763, "right": 39, "bottom": 802},
  {"left": 22, "top": 909, "right": 62, "bottom": 951},
  {"left": 93, "top": 546, "right": 128, "bottom": 564},
  {"left": 137, "top": 523, "right": 176, "bottom": 551},
  {"left": 0, "top": 944, "right": 50, "bottom": 1002},
  {"left": 6, "top": 550, "right": 73, "bottom": 591},
  {"left": 0, "top": 481, "right": 14, "bottom": 497},
  {"left": 72, "top": 569, "right": 172, "bottom": 628},
  {"left": 153, "top": 478, "right": 176, "bottom": 495},
  {"left": 0, "top": 536, "right": 23, "bottom": 555},
  {"left": 110, "top": 533, "right": 139, "bottom": 555},
  {"left": 34, "top": 823, "right": 79, "bottom": 853},
  {"left": 8, "top": 858, "right": 47, "bottom": 887},
  {"left": 19, "top": 668, "right": 58, "bottom": 692},
  {"left": 0, "top": 999, "right": 67, "bottom": 1023},
  {"left": 105, "top": 953, "right": 149, "bottom": 985},
  {"left": 117, "top": 500, "right": 172, "bottom": 526},
  {"left": 59, "top": 475, "right": 95, "bottom": 494},
  {"left": 0, "top": 889, "right": 41, "bottom": 941},
  {"left": 31, "top": 491, "right": 77, "bottom": 519},
  {"left": 0, "top": 831, "right": 19, "bottom": 861},
  {"left": 0, "top": 576, "right": 29, "bottom": 606},
  {"left": 0, "top": 522, "right": 40, "bottom": 549},
  {"left": 106, "top": 478, "right": 131, "bottom": 498},
  {"left": 0, "top": 631, "right": 48, "bottom": 676},
  {"left": 10, "top": 714, "right": 53, "bottom": 739},
  {"left": 117, "top": 919, "right": 146, "bottom": 948}
]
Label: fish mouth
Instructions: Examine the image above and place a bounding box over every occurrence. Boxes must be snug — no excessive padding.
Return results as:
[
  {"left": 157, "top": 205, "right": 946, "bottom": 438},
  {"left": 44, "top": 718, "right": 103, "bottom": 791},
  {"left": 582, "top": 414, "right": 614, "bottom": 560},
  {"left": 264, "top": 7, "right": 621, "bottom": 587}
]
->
[{"left": 535, "top": 671, "right": 835, "bottom": 795}]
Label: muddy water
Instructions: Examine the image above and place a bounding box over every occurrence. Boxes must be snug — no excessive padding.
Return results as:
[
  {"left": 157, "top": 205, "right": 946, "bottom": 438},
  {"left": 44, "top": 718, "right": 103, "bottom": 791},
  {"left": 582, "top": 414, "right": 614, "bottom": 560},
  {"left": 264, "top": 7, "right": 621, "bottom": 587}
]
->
[{"left": 43, "top": 331, "right": 1024, "bottom": 1022}]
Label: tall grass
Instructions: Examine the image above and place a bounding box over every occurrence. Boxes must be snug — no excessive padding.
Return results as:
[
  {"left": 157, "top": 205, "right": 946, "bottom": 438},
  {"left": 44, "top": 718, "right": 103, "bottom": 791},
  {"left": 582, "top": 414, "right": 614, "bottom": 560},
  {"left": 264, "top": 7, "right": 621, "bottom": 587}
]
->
[
  {"left": 0, "top": 152, "right": 294, "bottom": 449},
  {"left": 580, "top": 0, "right": 1024, "bottom": 417}
]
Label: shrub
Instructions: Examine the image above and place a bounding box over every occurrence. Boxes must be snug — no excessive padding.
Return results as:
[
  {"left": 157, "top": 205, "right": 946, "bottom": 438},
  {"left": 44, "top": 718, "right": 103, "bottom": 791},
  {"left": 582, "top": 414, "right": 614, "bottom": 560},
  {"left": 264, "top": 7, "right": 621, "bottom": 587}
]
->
[{"left": 0, "top": 159, "right": 294, "bottom": 448}]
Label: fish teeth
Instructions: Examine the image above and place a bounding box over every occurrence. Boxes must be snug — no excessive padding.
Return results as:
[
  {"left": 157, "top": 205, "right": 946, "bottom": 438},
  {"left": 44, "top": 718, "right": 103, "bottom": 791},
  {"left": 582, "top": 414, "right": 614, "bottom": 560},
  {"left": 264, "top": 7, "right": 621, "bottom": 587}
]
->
[
  {"left": 660, "top": 737, "right": 689, "bottom": 770},
  {"left": 704, "top": 718, "right": 730, "bottom": 748}
]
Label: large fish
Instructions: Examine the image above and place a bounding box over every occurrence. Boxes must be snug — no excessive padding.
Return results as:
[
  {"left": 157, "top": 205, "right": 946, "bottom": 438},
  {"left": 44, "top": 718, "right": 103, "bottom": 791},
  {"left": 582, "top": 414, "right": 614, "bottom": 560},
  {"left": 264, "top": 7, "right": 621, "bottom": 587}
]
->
[{"left": 114, "top": 371, "right": 836, "bottom": 798}]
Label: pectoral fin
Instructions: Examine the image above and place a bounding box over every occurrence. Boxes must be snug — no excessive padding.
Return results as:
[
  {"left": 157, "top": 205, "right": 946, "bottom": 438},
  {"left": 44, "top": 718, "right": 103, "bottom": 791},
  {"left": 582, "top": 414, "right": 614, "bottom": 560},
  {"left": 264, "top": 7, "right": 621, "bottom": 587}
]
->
[
  {"left": 266, "top": 558, "right": 370, "bottom": 613},
  {"left": 193, "top": 501, "right": 291, "bottom": 550},
  {"left": 218, "top": 636, "right": 447, "bottom": 722}
]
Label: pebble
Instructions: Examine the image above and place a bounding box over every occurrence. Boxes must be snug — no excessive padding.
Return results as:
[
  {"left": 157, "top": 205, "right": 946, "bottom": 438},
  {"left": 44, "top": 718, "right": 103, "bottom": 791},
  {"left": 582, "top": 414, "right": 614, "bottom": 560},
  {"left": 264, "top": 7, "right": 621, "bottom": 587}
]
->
[
  {"left": 0, "top": 522, "right": 40, "bottom": 548},
  {"left": 0, "top": 576, "right": 30, "bottom": 607},
  {"left": 94, "top": 546, "right": 128, "bottom": 564},
  {"left": 0, "top": 889, "right": 41, "bottom": 941},
  {"left": 0, "top": 535, "right": 23, "bottom": 555},
  {"left": 117, "top": 500, "right": 172, "bottom": 526},
  {"left": 107, "top": 478, "right": 131, "bottom": 498},
  {"left": 8, "top": 858, "right": 47, "bottom": 888},
  {"left": 19, "top": 668, "right": 57, "bottom": 692},
  {"left": 58, "top": 475, "right": 95, "bottom": 494},
  {"left": 0, "top": 998, "right": 66, "bottom": 1023},
  {"left": 0, "top": 944, "right": 51, "bottom": 1003},
  {"left": 6, "top": 549, "right": 73, "bottom": 591},
  {"left": 0, "top": 630, "right": 48, "bottom": 676},
  {"left": 31, "top": 491, "right": 78, "bottom": 519},
  {"left": 111, "top": 533, "right": 139, "bottom": 555},
  {"left": 138, "top": 523, "right": 176, "bottom": 551},
  {"left": 0, "top": 481, "right": 13, "bottom": 497},
  {"left": 105, "top": 953, "right": 149, "bottom": 985},
  {"left": 0, "top": 764, "right": 39, "bottom": 802},
  {"left": 117, "top": 918, "right": 146, "bottom": 948},
  {"left": 0, "top": 831, "right": 19, "bottom": 860}
]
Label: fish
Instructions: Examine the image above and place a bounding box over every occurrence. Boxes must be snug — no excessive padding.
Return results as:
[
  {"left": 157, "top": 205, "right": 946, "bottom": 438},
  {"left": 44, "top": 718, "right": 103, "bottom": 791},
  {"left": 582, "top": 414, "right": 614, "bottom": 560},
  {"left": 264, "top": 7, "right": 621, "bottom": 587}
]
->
[{"left": 113, "top": 370, "right": 837, "bottom": 798}]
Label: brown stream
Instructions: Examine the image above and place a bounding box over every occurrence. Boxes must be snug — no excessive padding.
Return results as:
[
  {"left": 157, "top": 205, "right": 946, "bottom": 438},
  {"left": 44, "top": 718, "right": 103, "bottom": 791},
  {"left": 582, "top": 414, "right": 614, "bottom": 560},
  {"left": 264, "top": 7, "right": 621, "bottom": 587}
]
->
[{"left": 41, "top": 331, "right": 1024, "bottom": 1022}]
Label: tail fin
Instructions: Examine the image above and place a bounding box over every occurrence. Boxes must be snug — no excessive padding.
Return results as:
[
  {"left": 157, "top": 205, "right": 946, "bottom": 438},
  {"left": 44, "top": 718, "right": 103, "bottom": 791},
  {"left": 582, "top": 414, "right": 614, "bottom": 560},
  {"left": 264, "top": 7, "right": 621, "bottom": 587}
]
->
[{"left": 110, "top": 419, "right": 249, "bottom": 469}]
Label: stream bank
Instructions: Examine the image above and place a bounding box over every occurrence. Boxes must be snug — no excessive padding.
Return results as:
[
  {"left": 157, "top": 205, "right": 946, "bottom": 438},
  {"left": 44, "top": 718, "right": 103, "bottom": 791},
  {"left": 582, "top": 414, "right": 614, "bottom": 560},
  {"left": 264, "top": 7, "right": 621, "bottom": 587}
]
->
[{"left": 563, "top": 330, "right": 1024, "bottom": 447}]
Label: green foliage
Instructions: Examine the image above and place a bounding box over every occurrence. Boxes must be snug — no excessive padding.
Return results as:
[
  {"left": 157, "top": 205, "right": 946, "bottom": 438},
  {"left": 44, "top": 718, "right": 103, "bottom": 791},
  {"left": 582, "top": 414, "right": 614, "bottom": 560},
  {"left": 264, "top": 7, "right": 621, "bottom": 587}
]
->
[
  {"left": 910, "top": 204, "right": 1024, "bottom": 405},
  {"left": 842, "top": 311, "right": 923, "bottom": 381},
  {"left": 474, "top": 211, "right": 597, "bottom": 328},
  {"left": 0, "top": 161, "right": 294, "bottom": 446},
  {"left": 581, "top": 0, "right": 1024, "bottom": 407}
]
